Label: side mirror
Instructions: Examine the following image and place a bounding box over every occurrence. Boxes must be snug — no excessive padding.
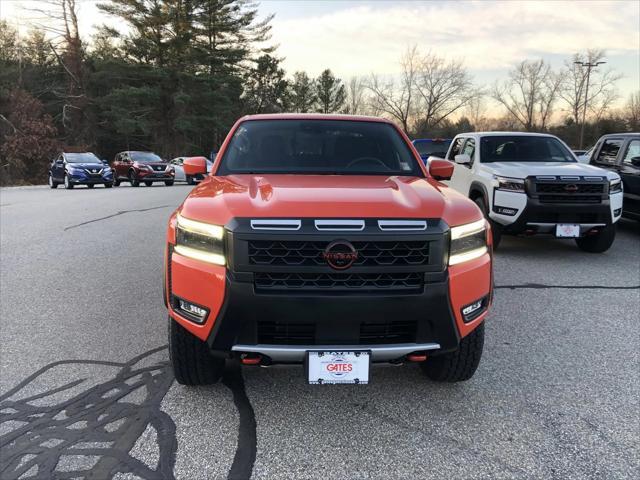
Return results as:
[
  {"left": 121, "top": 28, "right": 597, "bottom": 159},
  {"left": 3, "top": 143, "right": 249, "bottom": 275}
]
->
[
  {"left": 429, "top": 159, "right": 455, "bottom": 181},
  {"left": 631, "top": 156, "right": 640, "bottom": 167},
  {"left": 183, "top": 157, "right": 207, "bottom": 176},
  {"left": 426, "top": 155, "right": 444, "bottom": 165},
  {"left": 454, "top": 154, "right": 471, "bottom": 165}
]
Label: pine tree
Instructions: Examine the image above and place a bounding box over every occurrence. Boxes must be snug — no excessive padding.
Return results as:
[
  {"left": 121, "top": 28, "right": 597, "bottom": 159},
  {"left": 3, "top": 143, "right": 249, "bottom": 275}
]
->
[
  {"left": 289, "top": 71, "right": 316, "bottom": 113},
  {"left": 315, "top": 69, "right": 345, "bottom": 114}
]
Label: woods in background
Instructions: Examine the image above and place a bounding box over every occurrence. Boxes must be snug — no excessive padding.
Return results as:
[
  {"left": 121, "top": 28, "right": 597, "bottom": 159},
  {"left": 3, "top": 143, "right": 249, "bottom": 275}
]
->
[{"left": 0, "top": 0, "right": 638, "bottom": 185}]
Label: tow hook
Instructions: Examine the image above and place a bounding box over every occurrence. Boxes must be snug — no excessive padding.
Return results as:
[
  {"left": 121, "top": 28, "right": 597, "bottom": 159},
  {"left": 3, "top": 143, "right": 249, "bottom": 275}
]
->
[
  {"left": 240, "top": 353, "right": 262, "bottom": 365},
  {"left": 407, "top": 352, "right": 428, "bottom": 362}
]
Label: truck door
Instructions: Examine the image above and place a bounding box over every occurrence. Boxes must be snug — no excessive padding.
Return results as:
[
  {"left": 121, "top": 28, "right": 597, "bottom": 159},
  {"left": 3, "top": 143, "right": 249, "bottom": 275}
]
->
[
  {"left": 448, "top": 137, "right": 476, "bottom": 194},
  {"left": 619, "top": 139, "right": 640, "bottom": 216}
]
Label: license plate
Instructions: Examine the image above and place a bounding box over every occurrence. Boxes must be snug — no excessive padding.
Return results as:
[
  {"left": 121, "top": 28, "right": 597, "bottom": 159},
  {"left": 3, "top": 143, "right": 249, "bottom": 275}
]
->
[
  {"left": 556, "top": 224, "right": 580, "bottom": 237},
  {"left": 307, "top": 351, "right": 370, "bottom": 385}
]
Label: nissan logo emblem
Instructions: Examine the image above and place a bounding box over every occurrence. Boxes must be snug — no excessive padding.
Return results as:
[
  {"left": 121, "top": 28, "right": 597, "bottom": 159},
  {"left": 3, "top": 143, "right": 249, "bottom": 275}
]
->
[
  {"left": 564, "top": 184, "right": 579, "bottom": 193},
  {"left": 322, "top": 240, "right": 358, "bottom": 270}
]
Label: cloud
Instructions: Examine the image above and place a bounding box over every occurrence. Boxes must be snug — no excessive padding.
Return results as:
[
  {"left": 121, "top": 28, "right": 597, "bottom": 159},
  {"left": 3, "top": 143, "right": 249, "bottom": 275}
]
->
[{"left": 269, "top": 0, "right": 639, "bottom": 77}]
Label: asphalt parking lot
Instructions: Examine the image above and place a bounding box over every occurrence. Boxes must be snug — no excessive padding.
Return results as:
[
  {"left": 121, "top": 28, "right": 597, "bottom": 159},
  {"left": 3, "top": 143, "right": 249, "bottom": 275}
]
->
[{"left": 1, "top": 184, "right": 639, "bottom": 479}]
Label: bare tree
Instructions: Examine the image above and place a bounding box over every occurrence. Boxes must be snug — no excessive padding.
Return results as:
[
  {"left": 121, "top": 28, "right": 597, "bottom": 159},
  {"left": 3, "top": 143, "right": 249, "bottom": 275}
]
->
[
  {"left": 558, "top": 50, "right": 622, "bottom": 125},
  {"left": 344, "top": 77, "right": 367, "bottom": 115},
  {"left": 24, "top": 0, "right": 87, "bottom": 144},
  {"left": 413, "top": 52, "right": 479, "bottom": 131},
  {"left": 624, "top": 90, "right": 640, "bottom": 131},
  {"left": 366, "top": 46, "right": 419, "bottom": 133},
  {"left": 493, "top": 59, "right": 560, "bottom": 131}
]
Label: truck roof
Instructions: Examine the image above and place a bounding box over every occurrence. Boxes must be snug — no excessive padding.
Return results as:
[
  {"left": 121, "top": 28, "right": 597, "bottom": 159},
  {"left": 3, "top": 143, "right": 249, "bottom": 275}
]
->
[
  {"left": 597, "top": 132, "right": 640, "bottom": 137},
  {"left": 456, "top": 131, "right": 557, "bottom": 137},
  {"left": 239, "top": 113, "right": 393, "bottom": 124}
]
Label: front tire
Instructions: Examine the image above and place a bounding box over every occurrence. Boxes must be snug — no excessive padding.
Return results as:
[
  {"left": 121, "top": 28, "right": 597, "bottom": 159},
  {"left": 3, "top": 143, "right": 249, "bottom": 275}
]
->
[
  {"left": 48, "top": 174, "right": 58, "bottom": 189},
  {"left": 129, "top": 171, "right": 139, "bottom": 187},
  {"left": 165, "top": 180, "right": 174, "bottom": 186},
  {"left": 144, "top": 181, "right": 153, "bottom": 187},
  {"left": 186, "top": 175, "right": 196, "bottom": 185},
  {"left": 64, "top": 175, "right": 73, "bottom": 189},
  {"left": 474, "top": 197, "right": 502, "bottom": 249},
  {"left": 105, "top": 182, "right": 113, "bottom": 188},
  {"left": 113, "top": 176, "right": 120, "bottom": 187},
  {"left": 169, "top": 318, "right": 225, "bottom": 385},
  {"left": 87, "top": 184, "right": 95, "bottom": 189},
  {"left": 575, "top": 224, "right": 616, "bottom": 253},
  {"left": 421, "top": 322, "right": 485, "bottom": 382}
]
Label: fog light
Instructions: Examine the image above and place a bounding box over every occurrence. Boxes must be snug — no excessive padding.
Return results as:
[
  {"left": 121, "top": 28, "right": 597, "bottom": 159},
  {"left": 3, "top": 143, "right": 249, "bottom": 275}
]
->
[
  {"left": 494, "top": 206, "right": 518, "bottom": 216},
  {"left": 461, "top": 297, "right": 487, "bottom": 323},
  {"left": 175, "top": 297, "right": 209, "bottom": 324}
]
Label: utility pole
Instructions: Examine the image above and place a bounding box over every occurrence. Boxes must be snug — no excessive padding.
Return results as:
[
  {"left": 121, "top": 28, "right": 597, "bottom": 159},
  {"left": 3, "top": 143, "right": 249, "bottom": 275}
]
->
[{"left": 574, "top": 61, "right": 605, "bottom": 149}]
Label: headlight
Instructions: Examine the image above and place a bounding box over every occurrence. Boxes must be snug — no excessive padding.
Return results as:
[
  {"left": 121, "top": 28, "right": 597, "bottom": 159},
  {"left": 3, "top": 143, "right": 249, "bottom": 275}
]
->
[
  {"left": 609, "top": 179, "right": 622, "bottom": 193},
  {"left": 449, "top": 219, "right": 488, "bottom": 266},
  {"left": 67, "top": 167, "right": 83, "bottom": 174},
  {"left": 174, "top": 214, "right": 225, "bottom": 265},
  {"left": 495, "top": 175, "right": 525, "bottom": 193}
]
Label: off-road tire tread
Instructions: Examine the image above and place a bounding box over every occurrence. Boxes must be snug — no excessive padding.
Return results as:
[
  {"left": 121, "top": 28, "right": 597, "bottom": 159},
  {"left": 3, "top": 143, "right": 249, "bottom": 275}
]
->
[
  {"left": 422, "top": 322, "right": 485, "bottom": 382},
  {"left": 169, "top": 318, "right": 224, "bottom": 385}
]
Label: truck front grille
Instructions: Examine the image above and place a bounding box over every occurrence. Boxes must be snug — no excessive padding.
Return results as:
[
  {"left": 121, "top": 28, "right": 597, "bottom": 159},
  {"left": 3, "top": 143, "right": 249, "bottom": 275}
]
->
[
  {"left": 254, "top": 272, "right": 424, "bottom": 293},
  {"left": 530, "top": 177, "right": 607, "bottom": 204},
  {"left": 248, "top": 240, "right": 430, "bottom": 267}
]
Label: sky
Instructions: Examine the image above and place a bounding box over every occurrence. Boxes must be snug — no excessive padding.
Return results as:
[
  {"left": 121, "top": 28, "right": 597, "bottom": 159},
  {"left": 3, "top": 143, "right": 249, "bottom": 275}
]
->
[{"left": 1, "top": 0, "right": 639, "bottom": 107}]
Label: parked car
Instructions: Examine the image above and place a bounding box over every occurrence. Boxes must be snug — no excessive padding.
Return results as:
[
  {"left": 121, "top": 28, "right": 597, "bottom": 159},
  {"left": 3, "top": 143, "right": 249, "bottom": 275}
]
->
[
  {"left": 412, "top": 138, "right": 452, "bottom": 163},
  {"left": 170, "top": 156, "right": 212, "bottom": 184},
  {"left": 442, "top": 132, "right": 623, "bottom": 252},
  {"left": 112, "top": 151, "right": 175, "bottom": 187},
  {"left": 588, "top": 133, "right": 640, "bottom": 220},
  {"left": 49, "top": 152, "right": 113, "bottom": 189},
  {"left": 165, "top": 114, "right": 492, "bottom": 386}
]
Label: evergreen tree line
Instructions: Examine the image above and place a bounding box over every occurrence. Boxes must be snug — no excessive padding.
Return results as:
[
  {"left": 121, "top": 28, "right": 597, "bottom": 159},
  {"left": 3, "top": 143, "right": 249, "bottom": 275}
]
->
[{"left": 0, "top": 1, "right": 638, "bottom": 186}]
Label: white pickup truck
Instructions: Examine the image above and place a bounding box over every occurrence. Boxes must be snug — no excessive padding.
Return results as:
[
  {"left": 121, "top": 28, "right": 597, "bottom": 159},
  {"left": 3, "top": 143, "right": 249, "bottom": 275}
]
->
[{"left": 438, "top": 132, "right": 623, "bottom": 253}]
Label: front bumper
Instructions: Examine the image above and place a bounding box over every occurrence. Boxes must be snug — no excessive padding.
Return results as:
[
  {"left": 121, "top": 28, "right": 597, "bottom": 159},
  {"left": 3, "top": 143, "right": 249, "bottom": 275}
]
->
[
  {"left": 138, "top": 171, "right": 174, "bottom": 181},
  {"left": 490, "top": 186, "right": 622, "bottom": 235},
  {"left": 165, "top": 218, "right": 492, "bottom": 363},
  {"left": 68, "top": 175, "right": 112, "bottom": 184}
]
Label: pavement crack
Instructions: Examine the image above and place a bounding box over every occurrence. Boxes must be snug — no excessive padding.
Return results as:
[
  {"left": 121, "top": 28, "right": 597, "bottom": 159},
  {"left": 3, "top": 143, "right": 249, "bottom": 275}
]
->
[
  {"left": 222, "top": 363, "right": 257, "bottom": 480},
  {"left": 495, "top": 283, "right": 639, "bottom": 290},
  {"left": 64, "top": 205, "right": 172, "bottom": 231}
]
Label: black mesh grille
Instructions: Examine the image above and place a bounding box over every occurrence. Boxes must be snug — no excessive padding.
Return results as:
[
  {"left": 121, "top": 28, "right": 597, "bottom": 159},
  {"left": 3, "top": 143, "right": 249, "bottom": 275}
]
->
[
  {"left": 256, "top": 320, "right": 417, "bottom": 345},
  {"left": 254, "top": 272, "right": 424, "bottom": 292},
  {"left": 359, "top": 321, "right": 417, "bottom": 344},
  {"left": 538, "top": 195, "right": 602, "bottom": 204},
  {"left": 257, "top": 321, "right": 315, "bottom": 345},
  {"left": 528, "top": 212, "right": 603, "bottom": 223},
  {"left": 535, "top": 183, "right": 604, "bottom": 194},
  {"left": 248, "top": 240, "right": 430, "bottom": 267}
]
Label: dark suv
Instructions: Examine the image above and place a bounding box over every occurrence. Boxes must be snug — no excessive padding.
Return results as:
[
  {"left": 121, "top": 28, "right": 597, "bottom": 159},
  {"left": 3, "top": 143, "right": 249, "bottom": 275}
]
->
[
  {"left": 112, "top": 151, "right": 175, "bottom": 187},
  {"left": 49, "top": 152, "right": 113, "bottom": 189},
  {"left": 589, "top": 133, "right": 640, "bottom": 220}
]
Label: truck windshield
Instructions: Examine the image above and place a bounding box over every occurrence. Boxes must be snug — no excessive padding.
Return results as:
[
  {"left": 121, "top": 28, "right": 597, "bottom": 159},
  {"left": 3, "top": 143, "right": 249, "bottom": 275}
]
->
[
  {"left": 217, "top": 120, "right": 422, "bottom": 176},
  {"left": 131, "top": 152, "right": 163, "bottom": 163},
  {"left": 480, "top": 136, "right": 575, "bottom": 163}
]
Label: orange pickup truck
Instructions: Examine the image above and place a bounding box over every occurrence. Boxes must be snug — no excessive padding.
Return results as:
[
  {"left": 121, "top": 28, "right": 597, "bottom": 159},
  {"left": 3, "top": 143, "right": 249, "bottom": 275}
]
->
[{"left": 164, "top": 114, "right": 492, "bottom": 386}]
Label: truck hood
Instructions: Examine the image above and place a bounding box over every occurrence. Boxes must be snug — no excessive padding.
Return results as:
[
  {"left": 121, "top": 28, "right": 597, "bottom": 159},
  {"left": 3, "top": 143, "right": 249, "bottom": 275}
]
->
[
  {"left": 484, "top": 161, "right": 617, "bottom": 179},
  {"left": 179, "top": 174, "right": 481, "bottom": 227}
]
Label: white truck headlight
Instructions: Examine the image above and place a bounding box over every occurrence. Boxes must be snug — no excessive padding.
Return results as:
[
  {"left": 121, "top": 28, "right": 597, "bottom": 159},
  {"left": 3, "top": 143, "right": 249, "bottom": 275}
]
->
[
  {"left": 495, "top": 175, "right": 525, "bottom": 193},
  {"left": 609, "top": 179, "right": 622, "bottom": 193},
  {"left": 174, "top": 214, "right": 225, "bottom": 265},
  {"left": 449, "top": 219, "right": 488, "bottom": 265}
]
